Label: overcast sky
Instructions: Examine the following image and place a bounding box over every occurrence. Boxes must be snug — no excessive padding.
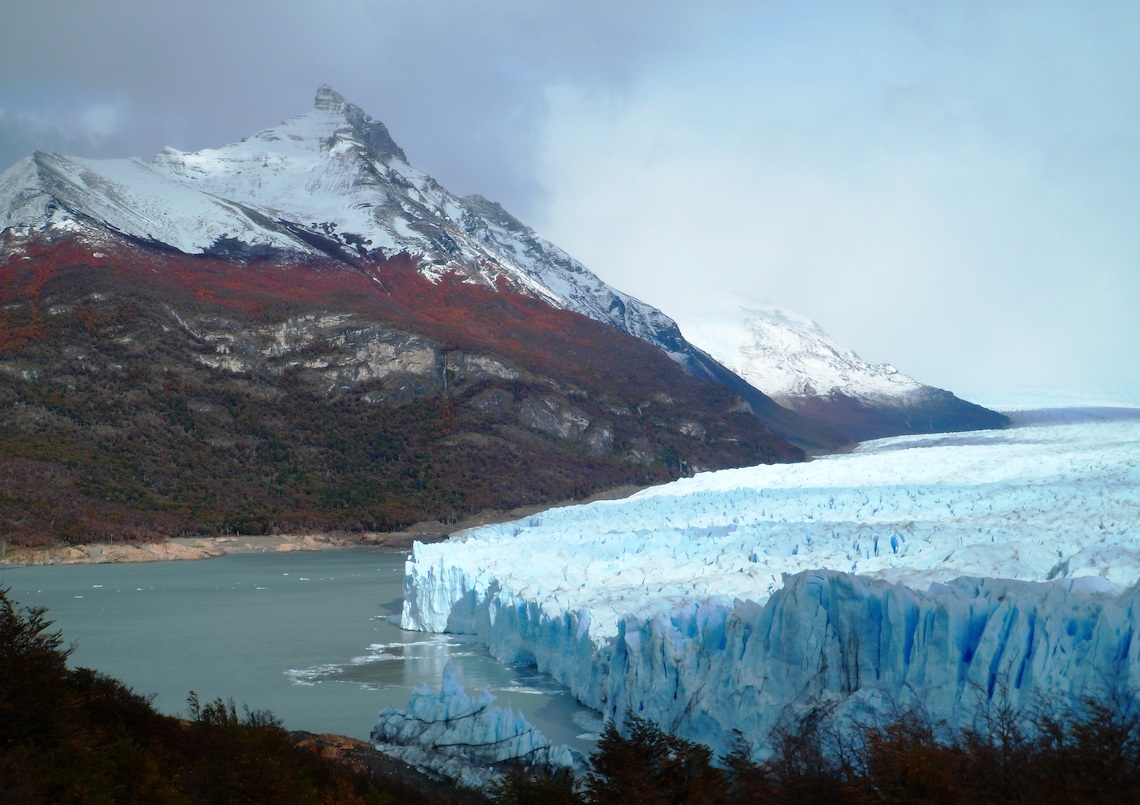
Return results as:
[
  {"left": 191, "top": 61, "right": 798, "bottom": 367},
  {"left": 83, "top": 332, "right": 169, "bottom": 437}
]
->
[{"left": 2, "top": 1, "right": 1137, "bottom": 400}]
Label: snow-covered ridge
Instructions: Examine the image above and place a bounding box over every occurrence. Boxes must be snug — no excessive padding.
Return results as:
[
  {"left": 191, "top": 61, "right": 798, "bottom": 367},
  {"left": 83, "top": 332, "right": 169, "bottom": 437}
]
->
[
  {"left": 401, "top": 414, "right": 1140, "bottom": 755},
  {"left": 0, "top": 86, "right": 692, "bottom": 362},
  {"left": 684, "top": 306, "right": 924, "bottom": 403}
]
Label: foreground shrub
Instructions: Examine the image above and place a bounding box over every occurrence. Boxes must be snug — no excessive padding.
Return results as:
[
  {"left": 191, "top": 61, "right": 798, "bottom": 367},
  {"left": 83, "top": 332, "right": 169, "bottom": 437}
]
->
[
  {"left": 0, "top": 587, "right": 435, "bottom": 804},
  {"left": 504, "top": 698, "right": 1140, "bottom": 804}
]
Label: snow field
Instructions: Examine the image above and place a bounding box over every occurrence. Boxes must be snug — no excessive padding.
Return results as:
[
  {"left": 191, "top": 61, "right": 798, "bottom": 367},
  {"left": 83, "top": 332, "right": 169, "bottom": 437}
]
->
[{"left": 683, "top": 305, "right": 924, "bottom": 401}]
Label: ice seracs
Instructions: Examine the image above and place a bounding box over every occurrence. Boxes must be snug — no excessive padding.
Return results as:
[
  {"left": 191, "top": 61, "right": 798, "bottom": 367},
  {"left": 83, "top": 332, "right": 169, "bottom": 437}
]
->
[
  {"left": 401, "top": 414, "right": 1140, "bottom": 757},
  {"left": 371, "top": 662, "right": 576, "bottom": 788}
]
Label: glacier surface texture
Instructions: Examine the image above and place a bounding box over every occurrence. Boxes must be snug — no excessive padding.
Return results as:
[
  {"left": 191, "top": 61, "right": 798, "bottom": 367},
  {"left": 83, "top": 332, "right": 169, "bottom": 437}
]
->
[{"left": 402, "top": 413, "right": 1140, "bottom": 755}]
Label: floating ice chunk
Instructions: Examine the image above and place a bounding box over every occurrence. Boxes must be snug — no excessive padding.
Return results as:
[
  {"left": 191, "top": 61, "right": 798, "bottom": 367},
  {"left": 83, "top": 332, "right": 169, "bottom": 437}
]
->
[{"left": 370, "top": 663, "right": 577, "bottom": 789}]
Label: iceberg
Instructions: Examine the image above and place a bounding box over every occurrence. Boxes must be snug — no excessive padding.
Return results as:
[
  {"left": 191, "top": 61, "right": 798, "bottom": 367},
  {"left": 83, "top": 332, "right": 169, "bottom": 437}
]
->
[
  {"left": 370, "top": 662, "right": 577, "bottom": 788},
  {"left": 402, "top": 414, "right": 1140, "bottom": 756}
]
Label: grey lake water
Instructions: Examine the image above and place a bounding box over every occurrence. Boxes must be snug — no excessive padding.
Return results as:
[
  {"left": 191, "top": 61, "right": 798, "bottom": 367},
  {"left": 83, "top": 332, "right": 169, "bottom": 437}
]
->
[{"left": 0, "top": 548, "right": 601, "bottom": 752}]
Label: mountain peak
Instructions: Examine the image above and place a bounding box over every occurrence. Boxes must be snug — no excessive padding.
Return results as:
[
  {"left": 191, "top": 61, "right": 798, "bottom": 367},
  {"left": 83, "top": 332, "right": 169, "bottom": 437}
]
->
[
  {"left": 314, "top": 84, "right": 348, "bottom": 112},
  {"left": 311, "top": 85, "right": 406, "bottom": 164}
]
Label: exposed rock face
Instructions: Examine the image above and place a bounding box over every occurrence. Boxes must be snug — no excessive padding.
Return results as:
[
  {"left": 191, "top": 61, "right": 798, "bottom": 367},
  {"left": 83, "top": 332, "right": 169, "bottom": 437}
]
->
[
  {"left": 315, "top": 85, "right": 408, "bottom": 164},
  {"left": 584, "top": 425, "right": 615, "bottom": 457},
  {"left": 443, "top": 351, "right": 521, "bottom": 385},
  {"left": 169, "top": 303, "right": 619, "bottom": 451},
  {"left": 519, "top": 396, "right": 592, "bottom": 442},
  {"left": 171, "top": 310, "right": 441, "bottom": 389},
  {"left": 466, "top": 388, "right": 515, "bottom": 416}
]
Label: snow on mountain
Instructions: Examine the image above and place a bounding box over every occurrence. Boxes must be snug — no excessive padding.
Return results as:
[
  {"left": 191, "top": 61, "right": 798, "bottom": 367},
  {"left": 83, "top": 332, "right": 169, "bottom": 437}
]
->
[
  {"left": 371, "top": 662, "right": 577, "bottom": 788},
  {"left": 401, "top": 412, "right": 1140, "bottom": 755},
  {"left": 0, "top": 151, "right": 308, "bottom": 255},
  {"left": 0, "top": 86, "right": 694, "bottom": 364},
  {"left": 684, "top": 306, "right": 924, "bottom": 403},
  {"left": 682, "top": 306, "right": 1010, "bottom": 443}
]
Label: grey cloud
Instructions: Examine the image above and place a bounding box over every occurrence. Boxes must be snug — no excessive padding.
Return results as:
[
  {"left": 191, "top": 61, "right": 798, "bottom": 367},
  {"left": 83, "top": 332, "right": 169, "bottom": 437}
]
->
[{"left": 0, "top": 0, "right": 729, "bottom": 215}]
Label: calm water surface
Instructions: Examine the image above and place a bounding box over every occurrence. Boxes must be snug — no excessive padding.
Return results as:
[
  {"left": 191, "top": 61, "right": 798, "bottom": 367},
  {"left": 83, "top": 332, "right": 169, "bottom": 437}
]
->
[{"left": 0, "top": 548, "right": 601, "bottom": 750}]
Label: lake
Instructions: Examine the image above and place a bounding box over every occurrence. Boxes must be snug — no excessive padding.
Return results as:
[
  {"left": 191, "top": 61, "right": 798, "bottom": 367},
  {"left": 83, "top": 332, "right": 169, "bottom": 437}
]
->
[{"left": 0, "top": 548, "right": 601, "bottom": 752}]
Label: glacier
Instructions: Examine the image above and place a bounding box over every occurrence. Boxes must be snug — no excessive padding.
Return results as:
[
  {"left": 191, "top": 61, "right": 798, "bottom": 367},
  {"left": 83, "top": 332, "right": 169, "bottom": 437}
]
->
[
  {"left": 370, "top": 662, "right": 576, "bottom": 789},
  {"left": 401, "top": 409, "right": 1140, "bottom": 757}
]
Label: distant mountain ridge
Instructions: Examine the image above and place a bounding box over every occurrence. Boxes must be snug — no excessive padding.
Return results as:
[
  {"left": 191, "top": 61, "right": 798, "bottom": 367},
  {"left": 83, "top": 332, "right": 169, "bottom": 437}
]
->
[
  {"left": 1, "top": 86, "right": 1007, "bottom": 448},
  {"left": 685, "top": 307, "right": 1009, "bottom": 442}
]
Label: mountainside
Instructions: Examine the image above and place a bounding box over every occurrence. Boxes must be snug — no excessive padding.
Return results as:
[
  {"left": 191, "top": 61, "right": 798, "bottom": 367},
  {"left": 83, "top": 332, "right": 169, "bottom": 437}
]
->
[
  {"left": 0, "top": 87, "right": 1008, "bottom": 452},
  {"left": 0, "top": 231, "right": 807, "bottom": 546},
  {"left": 0, "top": 87, "right": 1012, "bottom": 544},
  {"left": 685, "top": 307, "right": 1009, "bottom": 442}
]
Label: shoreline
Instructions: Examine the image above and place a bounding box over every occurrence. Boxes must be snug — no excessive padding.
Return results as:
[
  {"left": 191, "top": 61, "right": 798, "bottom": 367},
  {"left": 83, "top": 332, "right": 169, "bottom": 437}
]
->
[{"left": 0, "top": 483, "right": 646, "bottom": 568}]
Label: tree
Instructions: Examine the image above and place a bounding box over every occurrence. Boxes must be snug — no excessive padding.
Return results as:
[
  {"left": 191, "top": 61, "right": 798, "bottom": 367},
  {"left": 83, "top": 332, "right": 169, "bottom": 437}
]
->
[
  {"left": 489, "top": 767, "right": 583, "bottom": 805},
  {"left": 585, "top": 715, "right": 725, "bottom": 804},
  {"left": 0, "top": 587, "right": 72, "bottom": 749}
]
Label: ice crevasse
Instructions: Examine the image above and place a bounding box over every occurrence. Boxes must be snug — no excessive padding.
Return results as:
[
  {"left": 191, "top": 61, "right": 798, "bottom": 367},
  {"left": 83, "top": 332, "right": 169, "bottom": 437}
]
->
[{"left": 401, "top": 417, "right": 1140, "bottom": 756}]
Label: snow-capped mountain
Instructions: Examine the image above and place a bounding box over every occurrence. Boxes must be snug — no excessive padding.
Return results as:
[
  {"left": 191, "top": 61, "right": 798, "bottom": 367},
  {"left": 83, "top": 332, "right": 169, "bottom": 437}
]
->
[
  {"left": 0, "top": 87, "right": 813, "bottom": 543},
  {"left": 0, "top": 86, "right": 1005, "bottom": 454},
  {"left": 685, "top": 306, "right": 923, "bottom": 400},
  {"left": 685, "top": 307, "right": 1008, "bottom": 442},
  {"left": 0, "top": 86, "right": 700, "bottom": 370}
]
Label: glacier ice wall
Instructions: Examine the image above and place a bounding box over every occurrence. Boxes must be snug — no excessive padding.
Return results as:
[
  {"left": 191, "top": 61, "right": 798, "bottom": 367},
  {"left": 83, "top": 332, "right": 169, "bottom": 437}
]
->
[
  {"left": 606, "top": 572, "right": 1140, "bottom": 755},
  {"left": 402, "top": 416, "right": 1140, "bottom": 755}
]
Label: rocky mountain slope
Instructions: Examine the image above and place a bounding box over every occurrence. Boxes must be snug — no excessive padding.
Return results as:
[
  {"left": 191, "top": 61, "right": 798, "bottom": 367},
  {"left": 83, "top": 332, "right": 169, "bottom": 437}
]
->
[
  {"left": 0, "top": 233, "right": 808, "bottom": 546},
  {"left": 685, "top": 307, "right": 1009, "bottom": 442}
]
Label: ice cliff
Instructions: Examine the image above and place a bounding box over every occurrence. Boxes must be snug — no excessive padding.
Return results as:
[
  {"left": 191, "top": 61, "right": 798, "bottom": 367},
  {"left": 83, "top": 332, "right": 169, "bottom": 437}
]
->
[
  {"left": 371, "top": 663, "right": 576, "bottom": 788},
  {"left": 402, "top": 413, "right": 1140, "bottom": 756}
]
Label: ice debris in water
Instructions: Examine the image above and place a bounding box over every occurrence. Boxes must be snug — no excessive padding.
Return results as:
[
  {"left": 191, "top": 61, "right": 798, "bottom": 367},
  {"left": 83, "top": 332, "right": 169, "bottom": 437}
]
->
[{"left": 370, "top": 662, "right": 577, "bottom": 789}]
